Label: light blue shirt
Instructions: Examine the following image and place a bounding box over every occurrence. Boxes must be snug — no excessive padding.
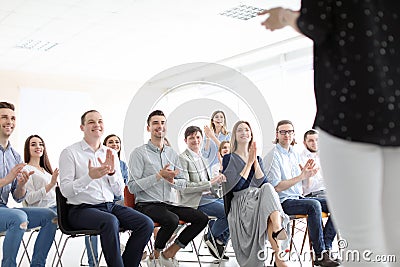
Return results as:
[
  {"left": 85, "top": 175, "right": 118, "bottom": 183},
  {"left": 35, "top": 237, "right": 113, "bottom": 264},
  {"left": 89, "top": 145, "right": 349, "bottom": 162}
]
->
[
  {"left": 128, "top": 140, "right": 186, "bottom": 204},
  {"left": 0, "top": 142, "right": 25, "bottom": 207},
  {"left": 264, "top": 143, "right": 303, "bottom": 203},
  {"left": 201, "top": 132, "right": 230, "bottom": 172}
]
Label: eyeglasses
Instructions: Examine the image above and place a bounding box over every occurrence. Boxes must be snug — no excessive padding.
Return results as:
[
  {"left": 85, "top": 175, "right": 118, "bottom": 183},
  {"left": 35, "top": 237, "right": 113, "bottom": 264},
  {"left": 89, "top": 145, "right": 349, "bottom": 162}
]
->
[{"left": 277, "top": 130, "right": 294, "bottom": 135}]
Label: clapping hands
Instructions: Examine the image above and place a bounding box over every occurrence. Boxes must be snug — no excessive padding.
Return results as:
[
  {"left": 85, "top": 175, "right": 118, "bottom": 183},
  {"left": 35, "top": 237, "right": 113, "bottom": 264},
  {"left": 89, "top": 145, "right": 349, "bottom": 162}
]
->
[
  {"left": 88, "top": 149, "right": 115, "bottom": 179},
  {"left": 158, "top": 163, "right": 179, "bottom": 184}
]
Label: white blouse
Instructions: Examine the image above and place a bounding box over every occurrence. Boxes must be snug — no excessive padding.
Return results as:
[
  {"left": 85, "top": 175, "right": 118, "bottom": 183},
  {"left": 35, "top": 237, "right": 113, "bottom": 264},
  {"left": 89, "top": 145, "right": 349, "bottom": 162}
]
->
[{"left": 23, "top": 165, "right": 56, "bottom": 208}]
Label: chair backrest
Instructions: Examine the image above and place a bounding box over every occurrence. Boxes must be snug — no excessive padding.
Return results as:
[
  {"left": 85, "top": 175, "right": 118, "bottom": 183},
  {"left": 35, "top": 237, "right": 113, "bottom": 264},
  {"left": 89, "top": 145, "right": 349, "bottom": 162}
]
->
[
  {"left": 124, "top": 186, "right": 135, "bottom": 209},
  {"left": 55, "top": 186, "right": 74, "bottom": 234}
]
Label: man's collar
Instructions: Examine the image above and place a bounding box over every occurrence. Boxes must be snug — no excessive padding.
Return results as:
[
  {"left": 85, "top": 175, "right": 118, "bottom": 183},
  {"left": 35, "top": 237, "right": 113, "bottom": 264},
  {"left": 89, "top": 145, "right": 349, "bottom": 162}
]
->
[
  {"left": 187, "top": 148, "right": 201, "bottom": 159},
  {"left": 0, "top": 140, "right": 10, "bottom": 151},
  {"left": 276, "top": 143, "right": 293, "bottom": 154},
  {"left": 147, "top": 140, "right": 164, "bottom": 152},
  {"left": 80, "top": 139, "right": 105, "bottom": 152}
]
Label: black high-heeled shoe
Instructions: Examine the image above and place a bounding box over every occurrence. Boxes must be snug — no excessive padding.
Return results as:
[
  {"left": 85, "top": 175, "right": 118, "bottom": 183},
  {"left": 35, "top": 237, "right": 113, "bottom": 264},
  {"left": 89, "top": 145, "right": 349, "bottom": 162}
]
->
[
  {"left": 272, "top": 228, "right": 288, "bottom": 241},
  {"left": 271, "top": 228, "right": 288, "bottom": 248}
]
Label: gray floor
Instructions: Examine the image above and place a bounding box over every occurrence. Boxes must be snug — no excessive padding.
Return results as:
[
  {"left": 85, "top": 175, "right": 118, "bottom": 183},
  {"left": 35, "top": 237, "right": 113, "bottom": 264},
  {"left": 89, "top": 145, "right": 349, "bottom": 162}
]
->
[{"left": 6, "top": 218, "right": 337, "bottom": 267}]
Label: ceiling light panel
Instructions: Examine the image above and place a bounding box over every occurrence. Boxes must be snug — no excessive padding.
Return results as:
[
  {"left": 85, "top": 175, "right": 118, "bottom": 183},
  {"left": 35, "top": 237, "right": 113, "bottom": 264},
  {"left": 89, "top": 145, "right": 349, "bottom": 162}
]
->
[
  {"left": 16, "top": 39, "right": 58, "bottom": 51},
  {"left": 219, "top": 4, "right": 265, "bottom": 20}
]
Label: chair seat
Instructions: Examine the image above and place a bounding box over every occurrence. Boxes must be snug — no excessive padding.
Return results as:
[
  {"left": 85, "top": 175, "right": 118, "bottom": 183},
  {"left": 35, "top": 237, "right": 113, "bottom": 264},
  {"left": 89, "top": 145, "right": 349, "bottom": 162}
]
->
[
  {"left": 290, "top": 212, "right": 329, "bottom": 220},
  {"left": 61, "top": 229, "right": 101, "bottom": 237}
]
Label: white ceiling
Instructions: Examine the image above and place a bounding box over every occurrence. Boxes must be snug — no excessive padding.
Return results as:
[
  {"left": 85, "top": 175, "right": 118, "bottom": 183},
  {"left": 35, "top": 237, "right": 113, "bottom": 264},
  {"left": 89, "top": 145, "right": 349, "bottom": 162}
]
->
[{"left": 0, "top": 0, "right": 302, "bottom": 83}]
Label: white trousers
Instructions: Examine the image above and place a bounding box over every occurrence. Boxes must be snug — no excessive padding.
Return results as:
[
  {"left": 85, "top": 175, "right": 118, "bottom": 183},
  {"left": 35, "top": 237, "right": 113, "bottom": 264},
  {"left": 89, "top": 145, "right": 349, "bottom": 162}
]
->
[{"left": 319, "top": 129, "right": 400, "bottom": 266}]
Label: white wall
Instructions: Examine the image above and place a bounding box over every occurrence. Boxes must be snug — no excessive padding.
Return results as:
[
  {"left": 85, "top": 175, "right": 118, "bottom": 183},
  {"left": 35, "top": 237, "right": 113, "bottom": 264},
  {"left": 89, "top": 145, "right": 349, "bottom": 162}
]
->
[{"left": 1, "top": 38, "right": 317, "bottom": 208}]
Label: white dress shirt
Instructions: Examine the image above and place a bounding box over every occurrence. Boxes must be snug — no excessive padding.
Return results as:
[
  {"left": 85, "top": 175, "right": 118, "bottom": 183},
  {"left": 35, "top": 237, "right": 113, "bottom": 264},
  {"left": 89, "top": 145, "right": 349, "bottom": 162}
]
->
[
  {"left": 59, "top": 139, "right": 124, "bottom": 205},
  {"left": 300, "top": 149, "right": 326, "bottom": 196},
  {"left": 23, "top": 165, "right": 56, "bottom": 208}
]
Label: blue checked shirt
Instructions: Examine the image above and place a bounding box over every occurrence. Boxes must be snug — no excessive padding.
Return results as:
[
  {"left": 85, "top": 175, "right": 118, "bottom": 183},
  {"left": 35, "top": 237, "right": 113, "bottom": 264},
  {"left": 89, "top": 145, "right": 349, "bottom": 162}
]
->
[{"left": 0, "top": 142, "right": 25, "bottom": 207}]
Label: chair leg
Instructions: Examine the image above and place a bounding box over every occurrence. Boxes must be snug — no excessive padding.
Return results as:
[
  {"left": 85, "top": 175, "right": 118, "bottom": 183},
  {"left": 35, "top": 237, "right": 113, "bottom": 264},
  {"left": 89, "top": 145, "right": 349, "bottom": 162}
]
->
[
  {"left": 18, "top": 238, "right": 31, "bottom": 267},
  {"left": 53, "top": 235, "right": 73, "bottom": 267},
  {"left": 52, "top": 233, "right": 64, "bottom": 267},
  {"left": 87, "top": 235, "right": 99, "bottom": 267},
  {"left": 80, "top": 247, "right": 87, "bottom": 266},
  {"left": 190, "top": 239, "right": 202, "bottom": 267},
  {"left": 289, "top": 220, "right": 296, "bottom": 260},
  {"left": 52, "top": 235, "right": 98, "bottom": 267},
  {"left": 52, "top": 237, "right": 63, "bottom": 267},
  {"left": 301, "top": 226, "right": 308, "bottom": 254},
  {"left": 18, "top": 228, "right": 40, "bottom": 267}
]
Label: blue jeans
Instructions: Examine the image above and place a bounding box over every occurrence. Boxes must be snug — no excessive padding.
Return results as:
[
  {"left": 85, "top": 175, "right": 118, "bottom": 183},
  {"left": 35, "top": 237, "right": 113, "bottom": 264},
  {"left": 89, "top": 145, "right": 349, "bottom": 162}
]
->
[
  {"left": 0, "top": 206, "right": 57, "bottom": 267},
  {"left": 69, "top": 202, "right": 153, "bottom": 267},
  {"left": 281, "top": 198, "right": 336, "bottom": 254},
  {"left": 198, "top": 195, "right": 230, "bottom": 245},
  {"left": 84, "top": 236, "right": 99, "bottom": 267}
]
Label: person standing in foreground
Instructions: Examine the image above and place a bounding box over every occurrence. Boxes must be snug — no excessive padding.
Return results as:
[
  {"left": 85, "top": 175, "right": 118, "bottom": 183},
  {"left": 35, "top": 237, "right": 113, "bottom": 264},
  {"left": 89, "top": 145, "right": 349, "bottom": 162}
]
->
[
  {"left": 0, "top": 101, "right": 57, "bottom": 267},
  {"left": 59, "top": 110, "right": 153, "bottom": 267},
  {"left": 260, "top": 2, "right": 400, "bottom": 265}
]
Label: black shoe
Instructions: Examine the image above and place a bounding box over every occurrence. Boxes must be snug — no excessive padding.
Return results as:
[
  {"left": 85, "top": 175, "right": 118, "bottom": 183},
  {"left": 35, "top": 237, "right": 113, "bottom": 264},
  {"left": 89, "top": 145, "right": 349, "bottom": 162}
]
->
[
  {"left": 204, "top": 234, "right": 228, "bottom": 260},
  {"left": 314, "top": 252, "right": 340, "bottom": 266},
  {"left": 327, "top": 250, "right": 342, "bottom": 264},
  {"left": 271, "top": 228, "right": 288, "bottom": 248},
  {"left": 215, "top": 242, "right": 229, "bottom": 260},
  {"left": 204, "top": 234, "right": 219, "bottom": 259}
]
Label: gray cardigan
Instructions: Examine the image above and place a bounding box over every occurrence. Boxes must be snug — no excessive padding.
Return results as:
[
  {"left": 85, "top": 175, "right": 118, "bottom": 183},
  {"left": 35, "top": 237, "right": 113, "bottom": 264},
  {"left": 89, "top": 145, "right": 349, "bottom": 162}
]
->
[{"left": 179, "top": 149, "right": 219, "bottom": 208}]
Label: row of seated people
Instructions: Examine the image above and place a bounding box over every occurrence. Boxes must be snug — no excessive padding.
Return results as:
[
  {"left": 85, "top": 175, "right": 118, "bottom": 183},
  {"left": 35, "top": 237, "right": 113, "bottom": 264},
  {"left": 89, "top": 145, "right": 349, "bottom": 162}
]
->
[{"left": 0, "top": 102, "right": 338, "bottom": 267}]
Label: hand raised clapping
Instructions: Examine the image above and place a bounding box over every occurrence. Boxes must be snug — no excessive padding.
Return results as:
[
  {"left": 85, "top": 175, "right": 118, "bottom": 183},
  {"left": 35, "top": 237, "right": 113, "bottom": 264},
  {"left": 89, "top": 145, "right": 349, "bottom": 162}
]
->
[
  {"left": 158, "top": 163, "right": 179, "bottom": 184},
  {"left": 299, "top": 159, "right": 319, "bottom": 180},
  {"left": 88, "top": 149, "right": 115, "bottom": 179}
]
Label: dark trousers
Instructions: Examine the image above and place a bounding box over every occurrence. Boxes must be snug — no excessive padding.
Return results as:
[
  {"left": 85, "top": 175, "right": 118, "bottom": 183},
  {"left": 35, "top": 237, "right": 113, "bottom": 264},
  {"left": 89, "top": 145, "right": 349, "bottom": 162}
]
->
[
  {"left": 135, "top": 202, "right": 208, "bottom": 250},
  {"left": 282, "top": 198, "right": 337, "bottom": 254},
  {"left": 69, "top": 202, "right": 153, "bottom": 267}
]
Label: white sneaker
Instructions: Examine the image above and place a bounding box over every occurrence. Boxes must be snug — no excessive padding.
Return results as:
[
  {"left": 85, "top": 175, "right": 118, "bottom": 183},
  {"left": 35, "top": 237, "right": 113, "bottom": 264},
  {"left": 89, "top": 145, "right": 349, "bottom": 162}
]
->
[
  {"left": 146, "top": 257, "right": 159, "bottom": 267},
  {"left": 159, "top": 253, "right": 179, "bottom": 267},
  {"left": 120, "top": 243, "right": 125, "bottom": 255}
]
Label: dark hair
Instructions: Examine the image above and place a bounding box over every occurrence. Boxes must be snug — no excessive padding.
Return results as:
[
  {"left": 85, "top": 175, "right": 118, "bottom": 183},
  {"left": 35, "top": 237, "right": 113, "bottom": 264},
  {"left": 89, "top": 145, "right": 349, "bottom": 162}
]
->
[
  {"left": 103, "top": 134, "right": 121, "bottom": 159},
  {"left": 218, "top": 140, "right": 230, "bottom": 156},
  {"left": 303, "top": 129, "right": 319, "bottom": 141},
  {"left": 209, "top": 110, "right": 228, "bottom": 135},
  {"left": 164, "top": 137, "right": 171, "bottom": 146},
  {"left": 231, "top": 121, "right": 253, "bottom": 153},
  {"left": 81, "top": 110, "right": 99, "bottom": 125},
  {"left": 0, "top": 102, "right": 15, "bottom": 111},
  {"left": 184, "top": 126, "right": 202, "bottom": 139},
  {"left": 147, "top": 110, "right": 165, "bottom": 126},
  {"left": 274, "top": 119, "right": 296, "bottom": 145},
  {"left": 24, "top": 135, "right": 53, "bottom": 175}
]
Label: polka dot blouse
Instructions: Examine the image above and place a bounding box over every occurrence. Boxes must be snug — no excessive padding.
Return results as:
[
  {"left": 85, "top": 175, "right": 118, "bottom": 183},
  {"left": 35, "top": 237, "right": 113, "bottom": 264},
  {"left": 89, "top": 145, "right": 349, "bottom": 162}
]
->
[{"left": 297, "top": 0, "right": 400, "bottom": 146}]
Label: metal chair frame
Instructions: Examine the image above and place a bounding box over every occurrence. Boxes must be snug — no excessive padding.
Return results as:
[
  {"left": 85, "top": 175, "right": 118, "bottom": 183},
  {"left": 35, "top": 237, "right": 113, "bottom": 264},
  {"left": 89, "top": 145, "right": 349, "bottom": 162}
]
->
[
  {"left": 123, "top": 186, "right": 202, "bottom": 266},
  {"left": 54, "top": 186, "right": 100, "bottom": 267}
]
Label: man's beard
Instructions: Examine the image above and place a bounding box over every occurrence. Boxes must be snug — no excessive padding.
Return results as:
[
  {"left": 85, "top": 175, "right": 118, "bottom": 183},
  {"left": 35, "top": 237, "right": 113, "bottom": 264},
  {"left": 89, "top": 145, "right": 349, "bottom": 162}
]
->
[{"left": 307, "top": 146, "right": 317, "bottom": 153}]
